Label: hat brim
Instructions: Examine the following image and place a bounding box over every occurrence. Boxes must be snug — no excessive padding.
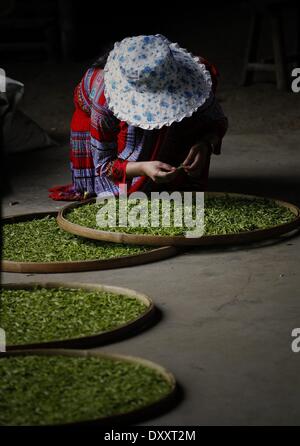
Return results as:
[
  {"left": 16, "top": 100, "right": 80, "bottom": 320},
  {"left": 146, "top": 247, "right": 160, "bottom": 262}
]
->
[{"left": 104, "top": 41, "right": 213, "bottom": 130}]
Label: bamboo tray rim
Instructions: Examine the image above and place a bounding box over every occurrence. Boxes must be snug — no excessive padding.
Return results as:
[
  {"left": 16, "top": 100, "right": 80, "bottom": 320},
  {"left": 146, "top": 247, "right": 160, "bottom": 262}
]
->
[
  {"left": 2, "top": 282, "right": 155, "bottom": 350},
  {"left": 0, "top": 348, "right": 176, "bottom": 426},
  {"left": 1, "top": 210, "right": 177, "bottom": 272},
  {"left": 57, "top": 192, "right": 300, "bottom": 247}
]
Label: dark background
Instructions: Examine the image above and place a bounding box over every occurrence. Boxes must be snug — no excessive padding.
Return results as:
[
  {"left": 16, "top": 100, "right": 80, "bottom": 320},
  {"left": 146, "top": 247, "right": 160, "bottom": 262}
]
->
[{"left": 0, "top": 0, "right": 299, "bottom": 64}]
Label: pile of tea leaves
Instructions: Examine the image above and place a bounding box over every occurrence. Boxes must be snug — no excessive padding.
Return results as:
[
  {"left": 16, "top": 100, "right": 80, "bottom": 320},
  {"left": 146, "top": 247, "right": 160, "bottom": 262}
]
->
[
  {"left": 0, "top": 287, "right": 148, "bottom": 345},
  {"left": 0, "top": 354, "right": 172, "bottom": 425},
  {"left": 2, "top": 216, "right": 152, "bottom": 262},
  {"left": 65, "top": 195, "right": 295, "bottom": 236}
]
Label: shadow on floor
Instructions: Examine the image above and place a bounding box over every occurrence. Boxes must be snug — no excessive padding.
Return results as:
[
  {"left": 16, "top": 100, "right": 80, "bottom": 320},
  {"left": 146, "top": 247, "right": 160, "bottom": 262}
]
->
[
  {"left": 178, "top": 228, "right": 300, "bottom": 257},
  {"left": 208, "top": 177, "right": 300, "bottom": 206}
]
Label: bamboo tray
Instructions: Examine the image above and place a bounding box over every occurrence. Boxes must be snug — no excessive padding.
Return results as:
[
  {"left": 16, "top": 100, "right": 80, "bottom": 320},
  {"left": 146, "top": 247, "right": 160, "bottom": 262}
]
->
[
  {"left": 57, "top": 192, "right": 300, "bottom": 247},
  {"left": 2, "top": 282, "right": 156, "bottom": 350},
  {"left": 0, "top": 349, "right": 176, "bottom": 426},
  {"left": 1, "top": 211, "right": 177, "bottom": 273}
]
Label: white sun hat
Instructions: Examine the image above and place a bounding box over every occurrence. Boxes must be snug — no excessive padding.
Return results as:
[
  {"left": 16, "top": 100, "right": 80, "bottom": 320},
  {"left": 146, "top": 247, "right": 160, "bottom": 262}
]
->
[{"left": 103, "top": 34, "right": 213, "bottom": 130}]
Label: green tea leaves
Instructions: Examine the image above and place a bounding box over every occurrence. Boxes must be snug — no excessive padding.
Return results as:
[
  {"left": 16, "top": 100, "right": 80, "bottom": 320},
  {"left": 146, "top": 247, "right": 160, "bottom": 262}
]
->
[
  {"left": 2, "top": 216, "right": 151, "bottom": 262},
  {"left": 0, "top": 287, "right": 148, "bottom": 345},
  {"left": 0, "top": 355, "right": 172, "bottom": 425},
  {"left": 66, "top": 196, "right": 295, "bottom": 236}
]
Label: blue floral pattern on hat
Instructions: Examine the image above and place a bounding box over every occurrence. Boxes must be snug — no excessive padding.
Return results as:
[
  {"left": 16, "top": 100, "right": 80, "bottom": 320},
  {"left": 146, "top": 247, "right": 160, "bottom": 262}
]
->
[{"left": 104, "top": 34, "right": 213, "bottom": 130}]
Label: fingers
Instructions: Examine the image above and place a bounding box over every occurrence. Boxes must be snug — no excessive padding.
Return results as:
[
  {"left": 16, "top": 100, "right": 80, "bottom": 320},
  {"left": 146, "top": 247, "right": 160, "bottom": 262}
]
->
[
  {"left": 183, "top": 150, "right": 201, "bottom": 172},
  {"left": 182, "top": 143, "right": 209, "bottom": 169},
  {"left": 182, "top": 148, "right": 196, "bottom": 167},
  {"left": 188, "top": 151, "right": 202, "bottom": 171},
  {"left": 158, "top": 162, "right": 176, "bottom": 172}
]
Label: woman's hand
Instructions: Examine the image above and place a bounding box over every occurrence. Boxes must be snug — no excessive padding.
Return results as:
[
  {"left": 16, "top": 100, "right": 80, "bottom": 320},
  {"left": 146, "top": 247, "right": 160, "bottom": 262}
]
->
[
  {"left": 142, "top": 161, "right": 178, "bottom": 183},
  {"left": 182, "top": 141, "right": 211, "bottom": 177}
]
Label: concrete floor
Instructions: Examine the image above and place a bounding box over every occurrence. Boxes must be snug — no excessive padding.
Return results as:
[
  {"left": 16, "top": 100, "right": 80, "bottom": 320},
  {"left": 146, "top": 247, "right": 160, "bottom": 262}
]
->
[{"left": 3, "top": 131, "right": 300, "bottom": 425}]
